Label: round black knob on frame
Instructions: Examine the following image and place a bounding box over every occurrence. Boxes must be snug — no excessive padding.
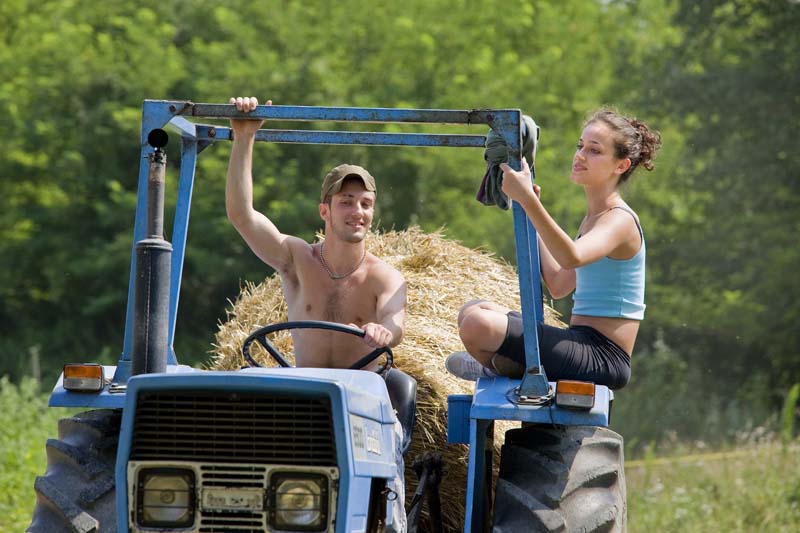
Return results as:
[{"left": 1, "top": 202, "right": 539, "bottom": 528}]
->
[{"left": 147, "top": 128, "right": 169, "bottom": 149}]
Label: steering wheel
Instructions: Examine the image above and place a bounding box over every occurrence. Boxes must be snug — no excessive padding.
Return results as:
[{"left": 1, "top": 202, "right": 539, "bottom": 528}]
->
[{"left": 241, "top": 320, "right": 394, "bottom": 374}]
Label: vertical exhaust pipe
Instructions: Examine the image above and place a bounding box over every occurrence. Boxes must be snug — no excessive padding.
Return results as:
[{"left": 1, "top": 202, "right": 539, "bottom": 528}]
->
[{"left": 131, "top": 129, "right": 172, "bottom": 375}]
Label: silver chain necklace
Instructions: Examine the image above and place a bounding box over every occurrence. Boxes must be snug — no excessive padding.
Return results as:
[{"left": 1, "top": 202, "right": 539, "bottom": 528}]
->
[{"left": 318, "top": 242, "right": 366, "bottom": 280}]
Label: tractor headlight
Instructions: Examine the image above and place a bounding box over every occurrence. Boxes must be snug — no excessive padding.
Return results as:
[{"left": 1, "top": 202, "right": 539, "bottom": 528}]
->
[
  {"left": 136, "top": 468, "right": 195, "bottom": 528},
  {"left": 270, "top": 473, "right": 328, "bottom": 531}
]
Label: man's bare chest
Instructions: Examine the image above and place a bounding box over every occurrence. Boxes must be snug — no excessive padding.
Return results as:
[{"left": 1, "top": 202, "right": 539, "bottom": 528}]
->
[
  {"left": 308, "top": 284, "right": 376, "bottom": 323},
  {"left": 283, "top": 271, "right": 377, "bottom": 325}
]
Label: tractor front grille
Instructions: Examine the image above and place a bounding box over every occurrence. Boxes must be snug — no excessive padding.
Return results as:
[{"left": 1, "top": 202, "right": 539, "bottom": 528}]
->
[
  {"left": 198, "top": 465, "right": 268, "bottom": 532},
  {"left": 130, "top": 391, "right": 336, "bottom": 466}
]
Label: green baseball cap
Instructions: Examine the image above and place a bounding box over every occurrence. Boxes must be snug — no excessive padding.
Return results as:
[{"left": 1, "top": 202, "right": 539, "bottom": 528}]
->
[{"left": 320, "top": 164, "right": 377, "bottom": 202}]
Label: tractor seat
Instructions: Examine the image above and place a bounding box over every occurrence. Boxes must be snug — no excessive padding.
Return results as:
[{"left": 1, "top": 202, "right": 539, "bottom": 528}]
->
[{"left": 384, "top": 368, "right": 417, "bottom": 455}]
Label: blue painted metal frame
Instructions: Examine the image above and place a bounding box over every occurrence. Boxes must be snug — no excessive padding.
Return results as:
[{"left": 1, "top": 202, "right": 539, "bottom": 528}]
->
[
  {"left": 51, "top": 100, "right": 556, "bottom": 453},
  {"left": 115, "top": 100, "right": 546, "bottom": 386}
]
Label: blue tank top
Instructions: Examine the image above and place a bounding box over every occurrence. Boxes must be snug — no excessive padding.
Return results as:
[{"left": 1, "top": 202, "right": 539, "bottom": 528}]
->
[{"left": 571, "top": 207, "right": 645, "bottom": 320}]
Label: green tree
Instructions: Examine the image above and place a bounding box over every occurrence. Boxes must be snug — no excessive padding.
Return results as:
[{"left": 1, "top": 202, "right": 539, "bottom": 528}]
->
[
  {"left": 0, "top": 0, "right": 185, "bottom": 378},
  {"left": 629, "top": 0, "right": 800, "bottom": 396}
]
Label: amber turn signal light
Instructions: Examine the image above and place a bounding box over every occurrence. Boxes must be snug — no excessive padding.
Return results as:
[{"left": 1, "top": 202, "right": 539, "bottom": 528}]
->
[
  {"left": 555, "top": 380, "right": 595, "bottom": 410},
  {"left": 63, "top": 364, "right": 105, "bottom": 392}
]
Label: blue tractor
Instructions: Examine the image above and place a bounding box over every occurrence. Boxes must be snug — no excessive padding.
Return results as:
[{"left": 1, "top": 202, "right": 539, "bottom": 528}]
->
[{"left": 28, "top": 101, "right": 625, "bottom": 532}]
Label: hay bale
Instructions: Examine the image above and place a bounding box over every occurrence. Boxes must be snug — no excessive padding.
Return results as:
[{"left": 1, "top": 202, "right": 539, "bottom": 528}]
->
[{"left": 211, "top": 226, "right": 564, "bottom": 530}]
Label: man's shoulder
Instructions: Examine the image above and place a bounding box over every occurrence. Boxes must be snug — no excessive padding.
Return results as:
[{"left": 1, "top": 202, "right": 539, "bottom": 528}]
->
[
  {"left": 366, "top": 254, "right": 406, "bottom": 286},
  {"left": 272, "top": 236, "right": 315, "bottom": 280},
  {"left": 284, "top": 236, "right": 316, "bottom": 259}
]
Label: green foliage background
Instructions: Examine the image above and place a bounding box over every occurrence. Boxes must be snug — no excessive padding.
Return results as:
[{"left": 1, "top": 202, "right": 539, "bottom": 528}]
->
[
  {"left": 0, "top": 378, "right": 79, "bottom": 530},
  {"left": 1, "top": 0, "right": 798, "bottom": 453}
]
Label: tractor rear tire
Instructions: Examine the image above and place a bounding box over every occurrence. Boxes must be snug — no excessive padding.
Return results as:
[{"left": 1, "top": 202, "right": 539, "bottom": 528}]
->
[
  {"left": 27, "top": 409, "right": 121, "bottom": 533},
  {"left": 492, "top": 425, "right": 626, "bottom": 533}
]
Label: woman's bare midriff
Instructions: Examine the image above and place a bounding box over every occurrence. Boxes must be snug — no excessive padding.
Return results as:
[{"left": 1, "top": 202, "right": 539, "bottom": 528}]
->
[{"left": 570, "top": 314, "right": 639, "bottom": 356}]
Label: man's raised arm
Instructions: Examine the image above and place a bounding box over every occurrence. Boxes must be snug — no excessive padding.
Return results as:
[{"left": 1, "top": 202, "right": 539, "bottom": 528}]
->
[{"left": 225, "top": 97, "right": 295, "bottom": 273}]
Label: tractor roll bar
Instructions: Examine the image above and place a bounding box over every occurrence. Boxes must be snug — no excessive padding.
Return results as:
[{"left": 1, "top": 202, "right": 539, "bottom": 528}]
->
[{"left": 114, "top": 100, "right": 548, "bottom": 399}]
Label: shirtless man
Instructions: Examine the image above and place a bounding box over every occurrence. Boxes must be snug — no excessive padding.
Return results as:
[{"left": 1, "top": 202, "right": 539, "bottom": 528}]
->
[
  {"left": 225, "top": 96, "right": 407, "bottom": 369},
  {"left": 226, "top": 96, "right": 408, "bottom": 532}
]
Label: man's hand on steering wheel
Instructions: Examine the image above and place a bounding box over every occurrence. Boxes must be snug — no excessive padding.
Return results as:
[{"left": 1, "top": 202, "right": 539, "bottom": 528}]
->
[{"left": 352, "top": 322, "right": 393, "bottom": 349}]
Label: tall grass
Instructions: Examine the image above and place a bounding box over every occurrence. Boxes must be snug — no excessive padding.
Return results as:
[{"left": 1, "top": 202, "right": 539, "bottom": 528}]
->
[
  {"left": 627, "top": 440, "right": 800, "bottom": 531},
  {"left": 0, "top": 377, "right": 78, "bottom": 532}
]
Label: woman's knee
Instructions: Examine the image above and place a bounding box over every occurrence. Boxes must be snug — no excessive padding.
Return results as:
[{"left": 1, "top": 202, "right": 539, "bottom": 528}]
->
[
  {"left": 458, "top": 307, "right": 508, "bottom": 349},
  {"left": 457, "top": 299, "right": 489, "bottom": 327},
  {"left": 457, "top": 299, "right": 509, "bottom": 327},
  {"left": 458, "top": 311, "right": 488, "bottom": 344}
]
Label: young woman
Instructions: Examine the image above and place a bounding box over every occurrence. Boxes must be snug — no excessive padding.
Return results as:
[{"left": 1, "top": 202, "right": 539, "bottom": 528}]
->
[{"left": 447, "top": 109, "right": 662, "bottom": 389}]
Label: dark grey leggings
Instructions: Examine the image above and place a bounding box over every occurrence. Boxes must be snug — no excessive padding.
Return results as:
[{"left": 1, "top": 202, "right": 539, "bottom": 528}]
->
[{"left": 497, "top": 311, "right": 631, "bottom": 389}]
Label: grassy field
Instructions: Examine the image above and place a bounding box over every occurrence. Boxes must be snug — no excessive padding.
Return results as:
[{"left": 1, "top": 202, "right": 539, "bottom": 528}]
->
[
  {"left": 627, "top": 443, "right": 800, "bottom": 532},
  {"left": 0, "top": 377, "right": 80, "bottom": 532},
  {"left": 2, "top": 377, "right": 799, "bottom": 532}
]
